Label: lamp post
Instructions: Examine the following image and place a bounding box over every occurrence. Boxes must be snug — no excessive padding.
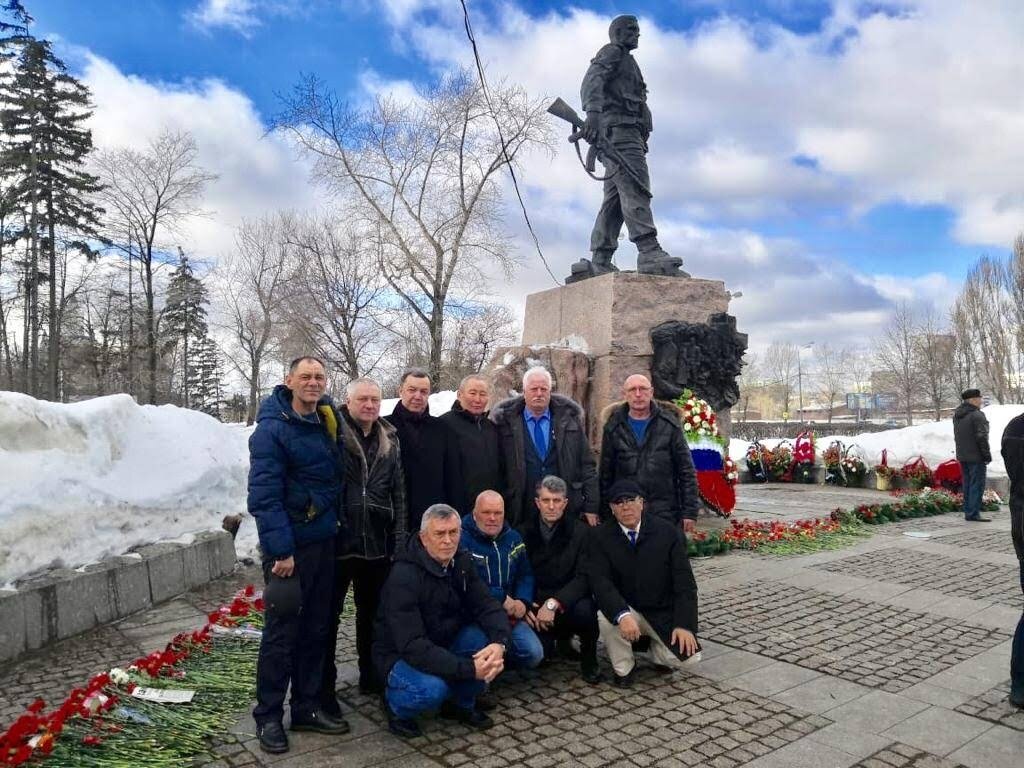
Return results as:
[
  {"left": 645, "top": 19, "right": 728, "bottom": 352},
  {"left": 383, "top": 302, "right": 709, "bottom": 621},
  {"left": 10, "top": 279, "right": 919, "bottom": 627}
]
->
[{"left": 796, "top": 342, "right": 814, "bottom": 422}]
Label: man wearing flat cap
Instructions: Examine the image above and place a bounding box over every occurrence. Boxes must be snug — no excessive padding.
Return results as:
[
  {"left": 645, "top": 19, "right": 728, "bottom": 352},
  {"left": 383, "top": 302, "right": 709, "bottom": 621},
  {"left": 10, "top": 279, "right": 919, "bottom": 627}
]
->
[
  {"left": 954, "top": 388, "right": 992, "bottom": 522},
  {"left": 587, "top": 479, "right": 700, "bottom": 687}
]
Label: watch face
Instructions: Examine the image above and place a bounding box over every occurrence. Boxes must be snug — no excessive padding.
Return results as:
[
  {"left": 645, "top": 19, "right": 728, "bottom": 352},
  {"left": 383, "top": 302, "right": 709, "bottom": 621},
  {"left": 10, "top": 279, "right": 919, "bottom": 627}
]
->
[{"left": 546, "top": 599, "right": 557, "bottom": 611}]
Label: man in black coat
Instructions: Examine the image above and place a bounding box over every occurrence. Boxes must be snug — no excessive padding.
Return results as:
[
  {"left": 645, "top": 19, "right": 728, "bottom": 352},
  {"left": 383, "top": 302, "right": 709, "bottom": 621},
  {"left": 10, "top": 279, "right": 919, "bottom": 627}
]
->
[
  {"left": 600, "top": 373, "right": 700, "bottom": 532},
  {"left": 954, "top": 388, "right": 992, "bottom": 522},
  {"left": 1000, "top": 412, "right": 1024, "bottom": 707},
  {"left": 320, "top": 377, "right": 406, "bottom": 712},
  {"left": 386, "top": 369, "right": 461, "bottom": 531},
  {"left": 373, "top": 504, "right": 508, "bottom": 738},
  {"left": 520, "top": 475, "right": 600, "bottom": 683},
  {"left": 490, "top": 366, "right": 599, "bottom": 528},
  {"left": 588, "top": 479, "right": 700, "bottom": 687},
  {"left": 439, "top": 374, "right": 502, "bottom": 515}
]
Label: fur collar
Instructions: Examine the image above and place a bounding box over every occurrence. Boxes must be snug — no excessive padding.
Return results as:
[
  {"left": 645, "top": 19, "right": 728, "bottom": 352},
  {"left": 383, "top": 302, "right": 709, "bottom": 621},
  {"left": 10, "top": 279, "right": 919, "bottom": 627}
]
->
[{"left": 340, "top": 409, "right": 396, "bottom": 460}]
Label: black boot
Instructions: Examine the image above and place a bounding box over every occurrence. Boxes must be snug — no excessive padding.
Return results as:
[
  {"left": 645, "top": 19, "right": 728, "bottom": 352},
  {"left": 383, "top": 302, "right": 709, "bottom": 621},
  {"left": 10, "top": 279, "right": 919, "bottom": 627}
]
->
[{"left": 256, "top": 721, "right": 289, "bottom": 754}]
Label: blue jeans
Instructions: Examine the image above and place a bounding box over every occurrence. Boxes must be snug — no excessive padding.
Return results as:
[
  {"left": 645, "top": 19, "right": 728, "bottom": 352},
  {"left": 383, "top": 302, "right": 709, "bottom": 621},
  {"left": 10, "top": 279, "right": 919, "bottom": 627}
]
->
[
  {"left": 508, "top": 621, "right": 544, "bottom": 669},
  {"left": 961, "top": 462, "right": 987, "bottom": 519},
  {"left": 385, "top": 625, "right": 489, "bottom": 720}
]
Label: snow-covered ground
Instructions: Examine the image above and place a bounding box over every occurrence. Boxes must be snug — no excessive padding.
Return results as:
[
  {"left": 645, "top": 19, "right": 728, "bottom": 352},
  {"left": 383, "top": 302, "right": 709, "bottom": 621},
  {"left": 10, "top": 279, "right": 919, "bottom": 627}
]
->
[
  {"left": 380, "top": 391, "right": 457, "bottom": 417},
  {"left": 0, "top": 392, "right": 251, "bottom": 586},
  {"left": 728, "top": 404, "right": 1024, "bottom": 477}
]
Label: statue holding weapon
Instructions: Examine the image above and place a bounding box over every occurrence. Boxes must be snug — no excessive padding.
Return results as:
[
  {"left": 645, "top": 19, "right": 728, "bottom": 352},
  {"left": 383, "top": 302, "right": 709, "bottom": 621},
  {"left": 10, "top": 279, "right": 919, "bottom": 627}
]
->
[{"left": 548, "top": 14, "right": 687, "bottom": 283}]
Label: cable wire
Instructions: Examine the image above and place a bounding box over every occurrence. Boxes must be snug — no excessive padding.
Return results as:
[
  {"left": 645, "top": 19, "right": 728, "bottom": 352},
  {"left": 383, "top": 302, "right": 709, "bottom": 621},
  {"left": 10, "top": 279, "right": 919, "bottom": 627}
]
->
[{"left": 459, "top": 0, "right": 561, "bottom": 286}]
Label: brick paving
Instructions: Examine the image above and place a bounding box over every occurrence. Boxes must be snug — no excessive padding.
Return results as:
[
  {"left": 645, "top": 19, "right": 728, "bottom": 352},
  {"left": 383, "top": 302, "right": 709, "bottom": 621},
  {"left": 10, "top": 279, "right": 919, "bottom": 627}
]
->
[
  {"left": 700, "top": 580, "right": 1011, "bottom": 692},
  {"left": 932, "top": 529, "right": 1019, "bottom": 554},
  {"left": 955, "top": 681, "right": 1024, "bottom": 732},
  {"left": 853, "top": 743, "right": 969, "bottom": 768},
  {"left": 812, "top": 548, "right": 1022, "bottom": 607}
]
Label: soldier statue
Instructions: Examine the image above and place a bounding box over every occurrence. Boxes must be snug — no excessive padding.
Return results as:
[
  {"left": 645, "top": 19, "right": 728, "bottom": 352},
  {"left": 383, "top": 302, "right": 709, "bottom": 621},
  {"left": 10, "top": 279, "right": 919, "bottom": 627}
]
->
[{"left": 557, "top": 15, "right": 686, "bottom": 282}]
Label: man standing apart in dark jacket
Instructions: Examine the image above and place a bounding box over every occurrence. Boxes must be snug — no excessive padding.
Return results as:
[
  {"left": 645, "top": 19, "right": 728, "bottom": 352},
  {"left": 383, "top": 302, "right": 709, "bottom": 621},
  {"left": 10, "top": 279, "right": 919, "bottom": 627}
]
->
[
  {"left": 520, "top": 475, "right": 601, "bottom": 683},
  {"left": 589, "top": 479, "right": 700, "bottom": 687},
  {"left": 321, "top": 377, "right": 405, "bottom": 712},
  {"left": 600, "top": 373, "right": 699, "bottom": 533},
  {"left": 373, "top": 504, "right": 508, "bottom": 738},
  {"left": 248, "top": 356, "right": 349, "bottom": 754},
  {"left": 491, "top": 366, "right": 599, "bottom": 528},
  {"left": 440, "top": 374, "right": 502, "bottom": 515},
  {"left": 1000, "top": 412, "right": 1024, "bottom": 707},
  {"left": 461, "top": 491, "right": 545, "bottom": 670},
  {"left": 386, "top": 369, "right": 460, "bottom": 531},
  {"left": 954, "top": 388, "right": 992, "bottom": 522}
]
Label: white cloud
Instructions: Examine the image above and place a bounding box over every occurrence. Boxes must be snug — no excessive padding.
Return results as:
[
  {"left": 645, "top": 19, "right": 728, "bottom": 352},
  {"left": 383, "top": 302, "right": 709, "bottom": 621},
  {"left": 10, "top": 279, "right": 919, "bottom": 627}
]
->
[{"left": 187, "top": 0, "right": 261, "bottom": 35}]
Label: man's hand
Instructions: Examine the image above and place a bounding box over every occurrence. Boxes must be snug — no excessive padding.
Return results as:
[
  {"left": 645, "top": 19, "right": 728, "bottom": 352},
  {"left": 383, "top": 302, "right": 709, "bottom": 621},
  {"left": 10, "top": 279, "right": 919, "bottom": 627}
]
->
[
  {"left": 536, "top": 603, "right": 558, "bottom": 630},
  {"left": 618, "top": 613, "right": 641, "bottom": 642},
  {"left": 524, "top": 608, "right": 540, "bottom": 630},
  {"left": 682, "top": 519, "right": 696, "bottom": 535},
  {"left": 473, "top": 643, "right": 505, "bottom": 682},
  {"left": 271, "top": 556, "right": 295, "bottom": 578},
  {"left": 581, "top": 111, "right": 602, "bottom": 144},
  {"left": 584, "top": 513, "right": 600, "bottom": 527},
  {"left": 503, "top": 596, "right": 527, "bottom": 620},
  {"left": 671, "top": 628, "right": 699, "bottom": 657}
]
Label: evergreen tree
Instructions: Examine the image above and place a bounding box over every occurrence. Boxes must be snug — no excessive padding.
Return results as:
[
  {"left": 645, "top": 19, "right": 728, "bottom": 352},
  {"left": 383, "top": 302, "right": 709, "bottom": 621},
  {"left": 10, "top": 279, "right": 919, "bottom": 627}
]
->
[
  {"left": 160, "top": 250, "right": 208, "bottom": 407},
  {"left": 0, "top": 0, "right": 105, "bottom": 399},
  {"left": 189, "top": 335, "right": 223, "bottom": 418}
]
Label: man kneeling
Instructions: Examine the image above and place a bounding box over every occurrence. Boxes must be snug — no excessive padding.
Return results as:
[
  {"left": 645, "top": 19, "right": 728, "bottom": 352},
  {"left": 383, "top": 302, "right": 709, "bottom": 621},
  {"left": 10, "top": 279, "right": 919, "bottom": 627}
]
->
[
  {"left": 373, "top": 504, "right": 508, "bottom": 737},
  {"left": 588, "top": 480, "right": 700, "bottom": 686}
]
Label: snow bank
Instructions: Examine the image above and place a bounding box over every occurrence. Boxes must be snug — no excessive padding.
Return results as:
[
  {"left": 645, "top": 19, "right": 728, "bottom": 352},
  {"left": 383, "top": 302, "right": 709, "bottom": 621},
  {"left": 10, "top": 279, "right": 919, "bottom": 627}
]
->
[
  {"left": 380, "top": 391, "right": 458, "bottom": 417},
  {"left": 728, "top": 404, "right": 1024, "bottom": 477},
  {"left": 0, "top": 392, "right": 251, "bottom": 585}
]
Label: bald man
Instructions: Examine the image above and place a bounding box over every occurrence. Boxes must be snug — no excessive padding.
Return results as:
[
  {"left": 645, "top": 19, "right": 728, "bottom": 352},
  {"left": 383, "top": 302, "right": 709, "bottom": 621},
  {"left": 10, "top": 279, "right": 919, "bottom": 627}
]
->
[
  {"left": 459, "top": 491, "right": 544, "bottom": 670},
  {"left": 599, "top": 374, "right": 699, "bottom": 532}
]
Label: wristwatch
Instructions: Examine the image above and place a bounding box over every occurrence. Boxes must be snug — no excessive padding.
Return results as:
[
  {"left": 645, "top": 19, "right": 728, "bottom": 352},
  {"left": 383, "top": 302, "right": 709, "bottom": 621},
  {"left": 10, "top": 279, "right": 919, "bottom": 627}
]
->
[{"left": 544, "top": 598, "right": 560, "bottom": 612}]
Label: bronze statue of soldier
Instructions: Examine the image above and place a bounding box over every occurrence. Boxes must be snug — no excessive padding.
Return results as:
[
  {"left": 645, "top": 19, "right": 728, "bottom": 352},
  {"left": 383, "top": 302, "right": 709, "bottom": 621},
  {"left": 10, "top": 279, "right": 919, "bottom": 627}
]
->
[{"left": 551, "top": 15, "right": 687, "bottom": 283}]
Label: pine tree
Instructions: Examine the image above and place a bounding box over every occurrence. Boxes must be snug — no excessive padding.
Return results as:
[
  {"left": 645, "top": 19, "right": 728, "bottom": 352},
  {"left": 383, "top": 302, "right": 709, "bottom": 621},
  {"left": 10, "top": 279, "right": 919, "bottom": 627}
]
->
[
  {"left": 0, "top": 0, "right": 105, "bottom": 399},
  {"left": 160, "top": 250, "right": 208, "bottom": 407},
  {"left": 189, "top": 335, "right": 223, "bottom": 418}
]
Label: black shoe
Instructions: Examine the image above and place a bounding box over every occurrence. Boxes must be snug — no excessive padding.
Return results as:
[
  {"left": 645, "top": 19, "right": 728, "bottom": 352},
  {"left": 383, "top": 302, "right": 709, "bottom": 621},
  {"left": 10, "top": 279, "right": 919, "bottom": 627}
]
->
[
  {"left": 1010, "top": 691, "right": 1024, "bottom": 709},
  {"left": 475, "top": 692, "right": 497, "bottom": 712},
  {"left": 387, "top": 713, "right": 422, "bottom": 738},
  {"left": 613, "top": 668, "right": 636, "bottom": 688},
  {"left": 581, "top": 660, "right": 602, "bottom": 684},
  {"left": 440, "top": 702, "right": 494, "bottom": 730},
  {"left": 965, "top": 516, "right": 993, "bottom": 522},
  {"left": 290, "top": 708, "right": 351, "bottom": 735},
  {"left": 257, "top": 721, "right": 289, "bottom": 754},
  {"left": 320, "top": 696, "right": 343, "bottom": 720}
]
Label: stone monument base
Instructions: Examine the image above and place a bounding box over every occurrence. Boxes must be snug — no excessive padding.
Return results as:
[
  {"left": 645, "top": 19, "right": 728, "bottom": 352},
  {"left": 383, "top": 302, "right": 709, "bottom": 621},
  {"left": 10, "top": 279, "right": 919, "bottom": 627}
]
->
[{"left": 491, "top": 272, "right": 734, "bottom": 446}]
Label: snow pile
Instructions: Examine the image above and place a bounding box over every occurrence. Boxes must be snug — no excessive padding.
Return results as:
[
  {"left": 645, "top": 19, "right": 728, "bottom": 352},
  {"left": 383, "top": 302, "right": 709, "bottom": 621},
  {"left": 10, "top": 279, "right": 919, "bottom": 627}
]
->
[
  {"left": 728, "top": 404, "right": 1024, "bottom": 477},
  {"left": 0, "top": 392, "right": 251, "bottom": 585},
  {"left": 381, "top": 391, "right": 458, "bottom": 417}
]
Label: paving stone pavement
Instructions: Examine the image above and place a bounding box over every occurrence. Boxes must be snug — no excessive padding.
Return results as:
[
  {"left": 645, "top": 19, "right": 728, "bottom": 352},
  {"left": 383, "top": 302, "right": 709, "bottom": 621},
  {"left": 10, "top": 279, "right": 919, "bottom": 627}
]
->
[{"left": 3, "top": 485, "right": 1023, "bottom": 767}]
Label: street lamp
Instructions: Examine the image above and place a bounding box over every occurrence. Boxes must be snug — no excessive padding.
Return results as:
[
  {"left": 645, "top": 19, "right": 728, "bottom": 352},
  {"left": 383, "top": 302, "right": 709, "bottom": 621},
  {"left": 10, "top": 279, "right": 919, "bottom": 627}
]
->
[{"left": 796, "top": 342, "right": 814, "bottom": 422}]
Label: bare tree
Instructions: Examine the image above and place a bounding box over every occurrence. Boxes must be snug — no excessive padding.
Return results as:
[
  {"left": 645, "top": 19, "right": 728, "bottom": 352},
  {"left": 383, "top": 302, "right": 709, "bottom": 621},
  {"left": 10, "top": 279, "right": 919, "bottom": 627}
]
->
[
  {"left": 949, "top": 298, "right": 976, "bottom": 397},
  {"left": 734, "top": 352, "right": 760, "bottom": 423},
  {"left": 93, "top": 130, "right": 216, "bottom": 403},
  {"left": 876, "top": 302, "right": 920, "bottom": 425},
  {"left": 215, "top": 213, "right": 291, "bottom": 424},
  {"left": 914, "top": 306, "right": 954, "bottom": 421},
  {"left": 957, "top": 255, "right": 1015, "bottom": 403},
  {"left": 762, "top": 341, "right": 799, "bottom": 418},
  {"left": 276, "top": 68, "right": 553, "bottom": 384},
  {"left": 812, "top": 343, "right": 849, "bottom": 424}
]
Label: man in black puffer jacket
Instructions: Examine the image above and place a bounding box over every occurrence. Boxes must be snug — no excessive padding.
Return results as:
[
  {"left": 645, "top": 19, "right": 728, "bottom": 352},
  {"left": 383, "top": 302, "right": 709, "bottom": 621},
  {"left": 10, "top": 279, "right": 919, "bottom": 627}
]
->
[
  {"left": 519, "top": 475, "right": 600, "bottom": 683},
  {"left": 1000, "top": 411, "right": 1024, "bottom": 707},
  {"left": 386, "top": 369, "right": 461, "bottom": 531},
  {"left": 439, "top": 374, "right": 502, "bottom": 515},
  {"left": 599, "top": 374, "right": 699, "bottom": 531},
  {"left": 954, "top": 388, "right": 992, "bottom": 522},
  {"left": 373, "top": 505, "right": 509, "bottom": 738},
  {"left": 320, "top": 377, "right": 406, "bottom": 712}
]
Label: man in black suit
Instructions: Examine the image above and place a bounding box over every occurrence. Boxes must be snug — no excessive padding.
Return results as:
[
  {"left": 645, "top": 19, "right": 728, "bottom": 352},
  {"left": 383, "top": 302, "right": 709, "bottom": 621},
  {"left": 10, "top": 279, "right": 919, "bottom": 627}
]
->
[{"left": 588, "top": 479, "right": 700, "bottom": 687}]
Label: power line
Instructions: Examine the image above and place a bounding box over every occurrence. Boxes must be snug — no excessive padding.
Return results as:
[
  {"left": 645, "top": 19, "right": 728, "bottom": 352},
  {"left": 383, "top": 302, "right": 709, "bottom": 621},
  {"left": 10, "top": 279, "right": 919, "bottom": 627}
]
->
[{"left": 459, "top": 0, "right": 561, "bottom": 287}]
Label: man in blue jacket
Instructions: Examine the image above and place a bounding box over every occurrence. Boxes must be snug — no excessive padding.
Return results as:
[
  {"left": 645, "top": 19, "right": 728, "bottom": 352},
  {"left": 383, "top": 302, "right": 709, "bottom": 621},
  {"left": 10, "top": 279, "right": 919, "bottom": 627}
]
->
[
  {"left": 460, "top": 491, "right": 545, "bottom": 670},
  {"left": 248, "top": 356, "right": 348, "bottom": 754}
]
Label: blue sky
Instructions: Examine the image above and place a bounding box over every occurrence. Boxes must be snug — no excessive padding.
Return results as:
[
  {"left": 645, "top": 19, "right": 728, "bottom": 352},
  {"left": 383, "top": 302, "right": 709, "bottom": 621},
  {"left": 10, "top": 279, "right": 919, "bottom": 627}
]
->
[{"left": 22, "top": 0, "right": 1024, "bottom": 346}]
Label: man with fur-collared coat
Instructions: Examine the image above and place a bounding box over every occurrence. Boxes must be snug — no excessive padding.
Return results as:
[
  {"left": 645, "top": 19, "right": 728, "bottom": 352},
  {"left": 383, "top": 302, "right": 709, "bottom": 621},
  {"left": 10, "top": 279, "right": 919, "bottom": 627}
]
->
[
  {"left": 490, "top": 366, "right": 599, "bottom": 528},
  {"left": 599, "top": 373, "right": 699, "bottom": 531}
]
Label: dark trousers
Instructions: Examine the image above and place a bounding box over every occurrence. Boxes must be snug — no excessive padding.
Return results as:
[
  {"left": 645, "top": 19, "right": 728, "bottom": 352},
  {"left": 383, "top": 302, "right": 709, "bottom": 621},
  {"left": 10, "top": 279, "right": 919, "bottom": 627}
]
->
[
  {"left": 962, "top": 462, "right": 987, "bottom": 519},
  {"left": 589, "top": 123, "right": 657, "bottom": 256},
  {"left": 321, "top": 555, "right": 391, "bottom": 702},
  {"left": 1012, "top": 563, "right": 1024, "bottom": 699},
  {"left": 538, "top": 596, "right": 599, "bottom": 662},
  {"left": 253, "top": 537, "right": 334, "bottom": 725}
]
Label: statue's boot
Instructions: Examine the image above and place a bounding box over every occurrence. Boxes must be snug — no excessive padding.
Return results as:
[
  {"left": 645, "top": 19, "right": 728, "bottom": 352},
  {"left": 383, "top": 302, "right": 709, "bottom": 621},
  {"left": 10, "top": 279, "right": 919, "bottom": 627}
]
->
[
  {"left": 637, "top": 239, "right": 688, "bottom": 277},
  {"left": 592, "top": 250, "right": 619, "bottom": 275}
]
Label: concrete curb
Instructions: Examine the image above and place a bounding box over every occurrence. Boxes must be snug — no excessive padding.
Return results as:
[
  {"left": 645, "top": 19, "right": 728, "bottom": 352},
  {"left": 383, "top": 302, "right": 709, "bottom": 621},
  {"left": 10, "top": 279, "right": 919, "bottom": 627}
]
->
[{"left": 0, "top": 531, "right": 237, "bottom": 663}]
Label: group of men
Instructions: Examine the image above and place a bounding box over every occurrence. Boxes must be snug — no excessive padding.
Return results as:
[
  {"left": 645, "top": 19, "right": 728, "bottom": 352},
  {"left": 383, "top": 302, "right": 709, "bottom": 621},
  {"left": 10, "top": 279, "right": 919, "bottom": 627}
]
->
[{"left": 247, "top": 357, "right": 703, "bottom": 753}]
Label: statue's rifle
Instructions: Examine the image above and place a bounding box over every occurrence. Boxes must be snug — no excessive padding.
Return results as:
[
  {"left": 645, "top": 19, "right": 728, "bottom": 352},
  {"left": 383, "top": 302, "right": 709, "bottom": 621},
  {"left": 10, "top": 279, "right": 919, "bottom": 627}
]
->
[{"left": 546, "top": 97, "right": 652, "bottom": 198}]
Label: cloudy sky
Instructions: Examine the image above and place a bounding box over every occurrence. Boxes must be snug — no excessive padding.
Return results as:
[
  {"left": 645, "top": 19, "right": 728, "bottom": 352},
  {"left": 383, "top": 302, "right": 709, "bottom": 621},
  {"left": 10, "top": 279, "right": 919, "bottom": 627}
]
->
[{"left": 26, "top": 0, "right": 1024, "bottom": 351}]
